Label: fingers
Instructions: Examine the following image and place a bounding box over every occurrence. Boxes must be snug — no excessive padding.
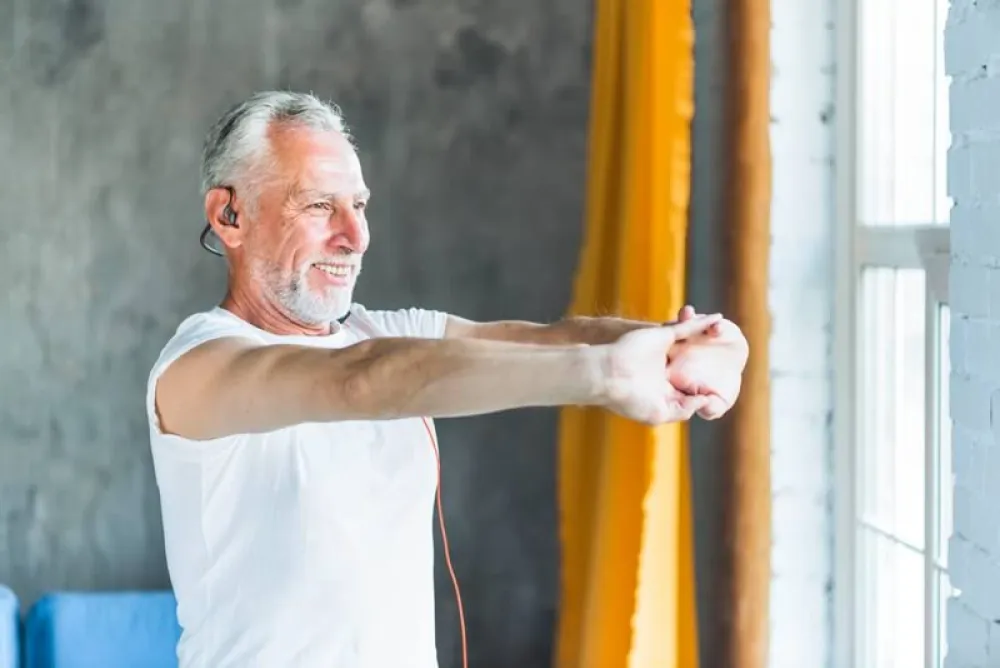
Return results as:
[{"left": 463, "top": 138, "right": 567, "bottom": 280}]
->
[
  {"left": 678, "top": 307, "right": 733, "bottom": 340},
  {"left": 679, "top": 394, "right": 710, "bottom": 413},
  {"left": 667, "top": 313, "right": 722, "bottom": 341},
  {"left": 673, "top": 306, "right": 731, "bottom": 340},
  {"left": 666, "top": 364, "right": 702, "bottom": 395},
  {"left": 640, "top": 394, "right": 718, "bottom": 425},
  {"left": 662, "top": 394, "right": 710, "bottom": 422},
  {"left": 696, "top": 395, "right": 729, "bottom": 420}
]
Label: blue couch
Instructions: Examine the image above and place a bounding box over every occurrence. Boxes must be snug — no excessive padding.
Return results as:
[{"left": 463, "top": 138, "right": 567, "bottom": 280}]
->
[
  {"left": 0, "top": 586, "right": 18, "bottom": 668},
  {"left": 24, "top": 591, "right": 181, "bottom": 668}
]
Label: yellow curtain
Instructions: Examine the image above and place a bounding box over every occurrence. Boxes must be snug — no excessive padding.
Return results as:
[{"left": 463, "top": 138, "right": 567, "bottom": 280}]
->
[{"left": 554, "top": 0, "right": 696, "bottom": 666}]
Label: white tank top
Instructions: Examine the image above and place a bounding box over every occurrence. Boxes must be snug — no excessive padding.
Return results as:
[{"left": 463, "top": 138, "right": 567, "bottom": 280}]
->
[{"left": 145, "top": 304, "right": 448, "bottom": 668}]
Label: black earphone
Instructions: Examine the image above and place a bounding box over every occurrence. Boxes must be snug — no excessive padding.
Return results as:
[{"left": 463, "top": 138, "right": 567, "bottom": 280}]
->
[
  {"left": 223, "top": 204, "right": 238, "bottom": 227},
  {"left": 200, "top": 186, "right": 238, "bottom": 257},
  {"left": 221, "top": 186, "right": 239, "bottom": 227}
]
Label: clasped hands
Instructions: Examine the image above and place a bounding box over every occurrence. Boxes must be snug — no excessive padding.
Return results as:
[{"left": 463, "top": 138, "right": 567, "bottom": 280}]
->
[
  {"left": 601, "top": 305, "right": 749, "bottom": 425},
  {"left": 667, "top": 305, "right": 748, "bottom": 420}
]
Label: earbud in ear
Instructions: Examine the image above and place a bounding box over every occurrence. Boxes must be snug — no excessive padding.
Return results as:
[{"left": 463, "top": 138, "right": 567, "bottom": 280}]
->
[{"left": 222, "top": 205, "right": 238, "bottom": 227}]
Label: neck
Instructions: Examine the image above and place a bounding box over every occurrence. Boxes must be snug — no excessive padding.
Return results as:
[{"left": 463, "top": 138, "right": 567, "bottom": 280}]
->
[{"left": 221, "top": 280, "right": 343, "bottom": 337}]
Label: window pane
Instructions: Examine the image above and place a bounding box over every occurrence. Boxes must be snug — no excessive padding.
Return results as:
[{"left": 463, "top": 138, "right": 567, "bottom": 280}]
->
[
  {"left": 858, "top": 0, "right": 951, "bottom": 225},
  {"left": 857, "top": 528, "right": 926, "bottom": 668},
  {"left": 937, "top": 304, "right": 952, "bottom": 565},
  {"left": 859, "top": 268, "right": 927, "bottom": 548}
]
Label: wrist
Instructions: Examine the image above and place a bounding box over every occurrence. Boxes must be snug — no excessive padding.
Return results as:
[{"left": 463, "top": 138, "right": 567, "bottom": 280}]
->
[
  {"left": 570, "top": 344, "right": 611, "bottom": 407},
  {"left": 561, "top": 315, "right": 654, "bottom": 346}
]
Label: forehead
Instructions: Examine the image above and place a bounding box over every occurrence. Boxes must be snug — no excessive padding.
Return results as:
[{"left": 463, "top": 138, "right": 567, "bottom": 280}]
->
[{"left": 267, "top": 125, "right": 365, "bottom": 193}]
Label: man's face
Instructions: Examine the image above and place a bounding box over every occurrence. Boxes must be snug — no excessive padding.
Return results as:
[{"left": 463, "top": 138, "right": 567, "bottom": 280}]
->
[{"left": 242, "top": 126, "right": 370, "bottom": 325}]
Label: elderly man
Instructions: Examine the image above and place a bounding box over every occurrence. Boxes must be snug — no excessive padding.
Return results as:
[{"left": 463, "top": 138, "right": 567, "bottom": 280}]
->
[{"left": 147, "top": 91, "right": 748, "bottom": 668}]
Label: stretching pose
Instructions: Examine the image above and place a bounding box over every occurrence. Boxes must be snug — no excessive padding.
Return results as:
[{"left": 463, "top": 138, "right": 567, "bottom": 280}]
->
[{"left": 146, "top": 91, "right": 749, "bottom": 668}]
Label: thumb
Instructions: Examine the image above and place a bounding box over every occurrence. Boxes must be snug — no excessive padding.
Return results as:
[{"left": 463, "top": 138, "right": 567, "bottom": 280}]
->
[{"left": 677, "top": 305, "right": 697, "bottom": 322}]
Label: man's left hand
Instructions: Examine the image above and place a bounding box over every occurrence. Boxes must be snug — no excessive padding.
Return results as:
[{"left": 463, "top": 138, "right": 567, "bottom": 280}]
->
[{"left": 666, "top": 306, "right": 749, "bottom": 420}]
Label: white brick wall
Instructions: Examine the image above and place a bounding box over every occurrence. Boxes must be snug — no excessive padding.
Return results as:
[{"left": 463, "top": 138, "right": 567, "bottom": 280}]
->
[
  {"left": 947, "top": 0, "right": 1000, "bottom": 666},
  {"left": 769, "top": 0, "right": 836, "bottom": 665}
]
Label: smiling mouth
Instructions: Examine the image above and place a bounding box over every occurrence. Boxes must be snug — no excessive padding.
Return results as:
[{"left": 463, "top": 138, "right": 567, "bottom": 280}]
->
[{"left": 313, "top": 262, "right": 354, "bottom": 278}]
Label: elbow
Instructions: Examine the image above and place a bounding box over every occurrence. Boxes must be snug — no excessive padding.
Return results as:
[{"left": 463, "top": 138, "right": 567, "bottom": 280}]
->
[
  {"left": 327, "top": 339, "right": 427, "bottom": 420},
  {"left": 332, "top": 343, "right": 382, "bottom": 419}
]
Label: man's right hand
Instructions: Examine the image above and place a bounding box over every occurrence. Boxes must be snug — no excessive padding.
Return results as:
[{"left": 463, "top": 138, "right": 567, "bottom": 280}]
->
[{"left": 596, "top": 314, "right": 722, "bottom": 425}]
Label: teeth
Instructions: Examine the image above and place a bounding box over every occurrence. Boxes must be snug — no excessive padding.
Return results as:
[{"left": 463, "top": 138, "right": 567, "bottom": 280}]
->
[{"left": 315, "top": 264, "right": 351, "bottom": 278}]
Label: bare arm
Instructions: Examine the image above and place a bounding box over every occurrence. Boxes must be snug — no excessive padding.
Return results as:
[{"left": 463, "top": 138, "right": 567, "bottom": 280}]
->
[
  {"left": 155, "top": 336, "right": 606, "bottom": 441},
  {"left": 447, "top": 308, "right": 750, "bottom": 421},
  {"left": 444, "top": 314, "right": 663, "bottom": 346}
]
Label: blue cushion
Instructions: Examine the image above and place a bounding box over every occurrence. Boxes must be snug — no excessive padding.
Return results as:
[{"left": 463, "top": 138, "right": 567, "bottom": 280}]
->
[
  {"left": 0, "top": 586, "right": 18, "bottom": 668},
  {"left": 25, "top": 591, "right": 181, "bottom": 668}
]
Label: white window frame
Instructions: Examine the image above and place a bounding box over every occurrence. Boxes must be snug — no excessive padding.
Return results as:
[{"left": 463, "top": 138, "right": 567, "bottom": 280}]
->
[
  {"left": 833, "top": 0, "right": 951, "bottom": 665},
  {"left": 835, "top": 225, "right": 949, "bottom": 666}
]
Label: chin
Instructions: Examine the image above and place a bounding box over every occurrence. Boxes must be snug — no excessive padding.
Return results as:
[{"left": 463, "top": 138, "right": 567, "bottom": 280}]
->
[
  {"left": 277, "top": 289, "right": 346, "bottom": 324},
  {"left": 307, "top": 295, "right": 353, "bottom": 324}
]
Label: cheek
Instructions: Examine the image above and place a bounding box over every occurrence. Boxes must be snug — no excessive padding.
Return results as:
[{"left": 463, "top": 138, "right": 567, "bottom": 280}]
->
[
  {"left": 358, "top": 218, "right": 371, "bottom": 253},
  {"left": 268, "top": 219, "right": 325, "bottom": 267}
]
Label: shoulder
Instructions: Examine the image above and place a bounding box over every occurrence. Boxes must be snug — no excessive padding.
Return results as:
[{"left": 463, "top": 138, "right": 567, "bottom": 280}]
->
[
  {"left": 149, "top": 308, "right": 265, "bottom": 384},
  {"left": 348, "top": 303, "right": 450, "bottom": 339},
  {"left": 145, "top": 308, "right": 265, "bottom": 437}
]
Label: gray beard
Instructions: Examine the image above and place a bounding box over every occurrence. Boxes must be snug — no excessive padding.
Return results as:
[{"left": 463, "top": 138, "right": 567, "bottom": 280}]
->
[{"left": 252, "top": 260, "right": 354, "bottom": 326}]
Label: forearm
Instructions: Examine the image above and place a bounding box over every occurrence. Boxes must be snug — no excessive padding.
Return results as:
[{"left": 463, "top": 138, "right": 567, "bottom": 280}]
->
[
  {"left": 330, "top": 337, "right": 605, "bottom": 420},
  {"left": 468, "top": 316, "right": 660, "bottom": 346}
]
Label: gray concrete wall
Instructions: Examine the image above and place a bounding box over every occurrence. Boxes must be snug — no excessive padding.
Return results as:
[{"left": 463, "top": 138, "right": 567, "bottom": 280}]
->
[
  {"left": 687, "top": 0, "right": 731, "bottom": 665},
  {"left": 0, "top": 1, "right": 728, "bottom": 666}
]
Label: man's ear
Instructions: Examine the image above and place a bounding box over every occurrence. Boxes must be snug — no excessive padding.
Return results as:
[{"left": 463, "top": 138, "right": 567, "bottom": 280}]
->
[{"left": 204, "top": 187, "right": 246, "bottom": 251}]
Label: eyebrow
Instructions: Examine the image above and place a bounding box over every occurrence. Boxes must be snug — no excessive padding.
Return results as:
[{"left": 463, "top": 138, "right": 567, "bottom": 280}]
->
[{"left": 297, "top": 187, "right": 371, "bottom": 201}]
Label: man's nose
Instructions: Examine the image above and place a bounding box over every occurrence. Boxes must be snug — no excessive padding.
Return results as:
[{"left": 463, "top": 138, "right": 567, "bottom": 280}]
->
[{"left": 332, "top": 207, "right": 369, "bottom": 253}]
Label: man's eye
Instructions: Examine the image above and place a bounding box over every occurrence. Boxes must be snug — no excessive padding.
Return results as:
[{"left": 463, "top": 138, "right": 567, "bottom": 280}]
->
[
  {"left": 310, "top": 202, "right": 331, "bottom": 211},
  {"left": 354, "top": 201, "right": 367, "bottom": 211}
]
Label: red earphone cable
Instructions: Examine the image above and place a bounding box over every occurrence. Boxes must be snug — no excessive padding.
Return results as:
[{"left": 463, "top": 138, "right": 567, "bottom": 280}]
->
[{"left": 422, "top": 417, "right": 468, "bottom": 668}]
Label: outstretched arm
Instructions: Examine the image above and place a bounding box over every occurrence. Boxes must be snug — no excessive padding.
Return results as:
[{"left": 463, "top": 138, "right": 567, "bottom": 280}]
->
[
  {"left": 444, "top": 313, "right": 672, "bottom": 345},
  {"left": 154, "top": 315, "right": 722, "bottom": 441},
  {"left": 443, "top": 306, "right": 750, "bottom": 421},
  {"left": 443, "top": 305, "right": 732, "bottom": 346}
]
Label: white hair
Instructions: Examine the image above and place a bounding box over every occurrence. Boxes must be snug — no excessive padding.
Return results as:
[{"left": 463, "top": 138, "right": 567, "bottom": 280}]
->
[{"left": 199, "top": 91, "right": 349, "bottom": 204}]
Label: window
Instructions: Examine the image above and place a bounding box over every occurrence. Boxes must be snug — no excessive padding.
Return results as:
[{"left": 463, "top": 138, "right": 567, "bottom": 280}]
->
[{"left": 834, "top": 0, "right": 952, "bottom": 666}]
